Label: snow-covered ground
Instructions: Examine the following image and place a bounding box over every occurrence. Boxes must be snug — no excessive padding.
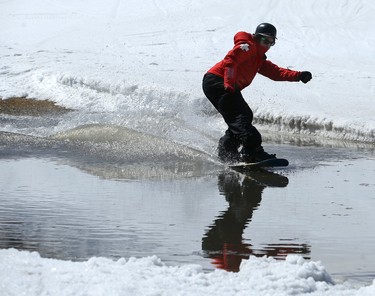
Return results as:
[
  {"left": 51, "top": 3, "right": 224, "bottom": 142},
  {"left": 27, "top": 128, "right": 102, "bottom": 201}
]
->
[
  {"left": 1, "top": 0, "right": 375, "bottom": 295},
  {"left": 1, "top": 0, "right": 374, "bottom": 144},
  {"left": 1, "top": 248, "right": 375, "bottom": 296}
]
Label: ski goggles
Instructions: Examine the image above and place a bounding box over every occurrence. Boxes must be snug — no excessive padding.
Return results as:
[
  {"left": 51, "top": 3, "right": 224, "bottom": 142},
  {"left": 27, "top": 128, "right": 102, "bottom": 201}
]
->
[{"left": 259, "top": 36, "right": 276, "bottom": 47}]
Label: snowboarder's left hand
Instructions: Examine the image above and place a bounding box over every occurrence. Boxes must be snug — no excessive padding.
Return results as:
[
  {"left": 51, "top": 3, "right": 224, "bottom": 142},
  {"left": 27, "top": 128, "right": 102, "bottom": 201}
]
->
[{"left": 299, "top": 71, "right": 312, "bottom": 84}]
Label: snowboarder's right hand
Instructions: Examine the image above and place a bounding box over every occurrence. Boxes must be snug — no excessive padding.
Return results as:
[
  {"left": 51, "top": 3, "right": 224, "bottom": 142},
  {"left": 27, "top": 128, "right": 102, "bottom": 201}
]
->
[
  {"left": 299, "top": 71, "right": 312, "bottom": 84},
  {"left": 224, "top": 84, "right": 235, "bottom": 93}
]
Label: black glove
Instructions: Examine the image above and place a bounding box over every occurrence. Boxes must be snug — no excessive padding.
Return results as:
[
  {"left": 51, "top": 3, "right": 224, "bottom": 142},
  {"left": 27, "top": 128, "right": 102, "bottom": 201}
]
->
[{"left": 299, "top": 71, "right": 312, "bottom": 84}]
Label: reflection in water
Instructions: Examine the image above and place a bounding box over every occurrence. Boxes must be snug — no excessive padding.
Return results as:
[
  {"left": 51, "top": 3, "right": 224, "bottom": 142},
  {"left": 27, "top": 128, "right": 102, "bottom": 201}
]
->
[{"left": 202, "top": 170, "right": 310, "bottom": 272}]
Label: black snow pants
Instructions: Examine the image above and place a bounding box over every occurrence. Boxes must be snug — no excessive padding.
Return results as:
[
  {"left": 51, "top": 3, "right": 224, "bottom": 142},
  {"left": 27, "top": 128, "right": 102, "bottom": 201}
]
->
[{"left": 202, "top": 73, "right": 262, "bottom": 158}]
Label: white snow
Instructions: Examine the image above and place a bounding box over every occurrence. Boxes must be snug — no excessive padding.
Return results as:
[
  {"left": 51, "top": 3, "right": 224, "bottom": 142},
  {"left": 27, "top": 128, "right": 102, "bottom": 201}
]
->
[
  {"left": 1, "top": 0, "right": 375, "bottom": 294},
  {"left": 1, "top": 0, "right": 374, "bottom": 143},
  {"left": 1, "top": 248, "right": 375, "bottom": 296}
]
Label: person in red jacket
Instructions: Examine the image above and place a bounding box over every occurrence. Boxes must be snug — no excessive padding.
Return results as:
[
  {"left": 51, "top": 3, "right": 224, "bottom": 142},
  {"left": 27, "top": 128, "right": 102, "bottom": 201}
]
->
[{"left": 202, "top": 23, "right": 312, "bottom": 163}]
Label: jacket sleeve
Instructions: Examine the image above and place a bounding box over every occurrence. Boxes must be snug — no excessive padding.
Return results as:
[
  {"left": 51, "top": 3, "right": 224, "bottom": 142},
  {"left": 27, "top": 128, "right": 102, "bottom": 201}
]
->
[
  {"left": 222, "top": 43, "right": 251, "bottom": 90},
  {"left": 258, "top": 60, "right": 301, "bottom": 81},
  {"left": 222, "top": 50, "right": 237, "bottom": 90}
]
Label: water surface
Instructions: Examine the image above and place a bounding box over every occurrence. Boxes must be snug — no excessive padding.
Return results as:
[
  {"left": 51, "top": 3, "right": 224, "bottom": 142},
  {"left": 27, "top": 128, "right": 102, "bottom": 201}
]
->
[{"left": 1, "top": 135, "right": 374, "bottom": 284}]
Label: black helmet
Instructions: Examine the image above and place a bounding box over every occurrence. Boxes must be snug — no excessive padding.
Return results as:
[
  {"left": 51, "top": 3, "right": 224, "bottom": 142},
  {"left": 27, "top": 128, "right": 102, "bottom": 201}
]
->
[{"left": 255, "top": 23, "right": 277, "bottom": 39}]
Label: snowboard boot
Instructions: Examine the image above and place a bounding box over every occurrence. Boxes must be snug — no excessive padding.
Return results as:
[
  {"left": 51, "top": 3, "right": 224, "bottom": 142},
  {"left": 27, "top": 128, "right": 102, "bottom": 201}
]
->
[
  {"left": 241, "top": 146, "right": 276, "bottom": 163},
  {"left": 217, "top": 130, "right": 241, "bottom": 163}
]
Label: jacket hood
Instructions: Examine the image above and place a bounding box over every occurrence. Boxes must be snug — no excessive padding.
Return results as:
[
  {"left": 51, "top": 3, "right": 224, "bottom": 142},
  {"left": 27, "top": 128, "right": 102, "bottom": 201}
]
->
[
  {"left": 233, "top": 31, "right": 254, "bottom": 45},
  {"left": 234, "top": 31, "right": 269, "bottom": 55}
]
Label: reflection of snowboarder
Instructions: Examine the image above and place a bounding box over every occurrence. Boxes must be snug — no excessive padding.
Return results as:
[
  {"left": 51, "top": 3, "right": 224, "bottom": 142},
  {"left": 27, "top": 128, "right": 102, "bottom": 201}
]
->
[
  {"left": 202, "top": 171, "right": 310, "bottom": 271},
  {"left": 202, "top": 171, "right": 310, "bottom": 272},
  {"left": 202, "top": 172, "right": 264, "bottom": 271},
  {"left": 202, "top": 23, "right": 312, "bottom": 163}
]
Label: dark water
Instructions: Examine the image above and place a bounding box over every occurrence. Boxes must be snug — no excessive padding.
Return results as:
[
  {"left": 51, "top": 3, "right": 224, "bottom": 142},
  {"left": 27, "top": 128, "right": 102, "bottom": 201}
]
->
[{"left": 0, "top": 131, "right": 374, "bottom": 284}]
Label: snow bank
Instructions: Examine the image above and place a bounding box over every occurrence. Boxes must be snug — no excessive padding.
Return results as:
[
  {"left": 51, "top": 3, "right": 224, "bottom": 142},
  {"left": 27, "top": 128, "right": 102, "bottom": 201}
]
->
[
  {"left": 1, "top": 249, "right": 374, "bottom": 296},
  {"left": 1, "top": 0, "right": 374, "bottom": 144}
]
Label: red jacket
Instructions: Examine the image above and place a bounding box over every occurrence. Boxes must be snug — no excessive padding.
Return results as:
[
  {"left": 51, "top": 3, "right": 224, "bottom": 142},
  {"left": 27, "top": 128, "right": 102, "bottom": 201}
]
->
[{"left": 207, "top": 31, "right": 301, "bottom": 91}]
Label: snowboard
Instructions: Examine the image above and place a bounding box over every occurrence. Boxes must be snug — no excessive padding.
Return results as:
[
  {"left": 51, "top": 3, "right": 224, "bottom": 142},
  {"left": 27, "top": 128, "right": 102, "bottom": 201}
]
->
[{"left": 229, "top": 158, "right": 289, "bottom": 170}]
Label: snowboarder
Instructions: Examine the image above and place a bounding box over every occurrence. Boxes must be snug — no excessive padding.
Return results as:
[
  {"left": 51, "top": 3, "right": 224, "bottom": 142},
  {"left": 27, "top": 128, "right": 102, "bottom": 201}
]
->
[{"left": 202, "top": 23, "right": 312, "bottom": 163}]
